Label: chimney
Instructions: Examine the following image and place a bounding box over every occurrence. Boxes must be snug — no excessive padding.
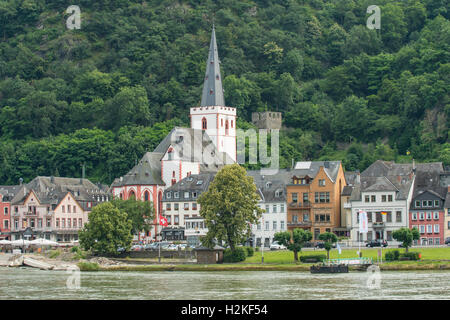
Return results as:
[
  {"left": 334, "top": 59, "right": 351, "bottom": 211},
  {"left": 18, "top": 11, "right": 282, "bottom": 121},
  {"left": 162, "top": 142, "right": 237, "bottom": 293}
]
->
[
  {"left": 324, "top": 161, "right": 330, "bottom": 168},
  {"left": 356, "top": 172, "right": 360, "bottom": 185}
]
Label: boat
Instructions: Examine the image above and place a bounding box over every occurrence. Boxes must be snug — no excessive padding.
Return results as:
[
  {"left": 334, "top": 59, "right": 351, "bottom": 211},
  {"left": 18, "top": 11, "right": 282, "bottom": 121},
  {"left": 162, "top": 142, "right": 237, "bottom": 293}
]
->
[{"left": 310, "top": 264, "right": 349, "bottom": 273}]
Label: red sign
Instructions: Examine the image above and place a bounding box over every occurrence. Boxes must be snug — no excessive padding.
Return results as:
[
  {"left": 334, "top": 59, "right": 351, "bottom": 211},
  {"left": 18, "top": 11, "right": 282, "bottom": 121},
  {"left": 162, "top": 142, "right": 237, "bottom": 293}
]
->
[{"left": 159, "top": 216, "right": 168, "bottom": 227}]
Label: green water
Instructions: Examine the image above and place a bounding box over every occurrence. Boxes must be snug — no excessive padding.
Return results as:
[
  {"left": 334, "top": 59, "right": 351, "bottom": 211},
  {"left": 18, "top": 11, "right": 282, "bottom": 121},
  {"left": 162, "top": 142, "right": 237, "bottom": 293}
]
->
[{"left": 0, "top": 267, "right": 449, "bottom": 299}]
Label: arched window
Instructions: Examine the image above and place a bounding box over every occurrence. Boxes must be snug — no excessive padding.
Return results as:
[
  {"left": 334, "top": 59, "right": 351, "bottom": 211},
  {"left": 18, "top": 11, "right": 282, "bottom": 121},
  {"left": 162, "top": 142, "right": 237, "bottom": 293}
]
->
[
  {"left": 202, "top": 117, "right": 207, "bottom": 130},
  {"left": 231, "top": 120, "right": 234, "bottom": 128},
  {"left": 225, "top": 120, "right": 229, "bottom": 135},
  {"left": 168, "top": 147, "right": 174, "bottom": 160},
  {"left": 221, "top": 119, "right": 223, "bottom": 127},
  {"left": 158, "top": 191, "right": 163, "bottom": 215},
  {"left": 129, "top": 190, "right": 136, "bottom": 199},
  {"left": 172, "top": 171, "right": 176, "bottom": 178},
  {"left": 119, "top": 193, "right": 123, "bottom": 200},
  {"left": 144, "top": 191, "right": 150, "bottom": 202}
]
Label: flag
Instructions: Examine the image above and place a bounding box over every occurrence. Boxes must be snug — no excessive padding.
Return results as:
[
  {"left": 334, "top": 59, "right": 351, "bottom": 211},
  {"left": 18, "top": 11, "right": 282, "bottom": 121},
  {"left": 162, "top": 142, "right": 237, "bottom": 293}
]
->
[
  {"left": 359, "top": 210, "right": 368, "bottom": 233},
  {"left": 159, "top": 216, "right": 168, "bottom": 227},
  {"left": 336, "top": 242, "right": 342, "bottom": 255},
  {"left": 381, "top": 211, "right": 387, "bottom": 215}
]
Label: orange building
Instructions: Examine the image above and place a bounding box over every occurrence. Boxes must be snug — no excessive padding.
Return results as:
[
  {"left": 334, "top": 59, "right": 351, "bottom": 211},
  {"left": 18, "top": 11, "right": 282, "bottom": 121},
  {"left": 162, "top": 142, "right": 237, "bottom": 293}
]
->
[{"left": 286, "top": 161, "right": 347, "bottom": 240}]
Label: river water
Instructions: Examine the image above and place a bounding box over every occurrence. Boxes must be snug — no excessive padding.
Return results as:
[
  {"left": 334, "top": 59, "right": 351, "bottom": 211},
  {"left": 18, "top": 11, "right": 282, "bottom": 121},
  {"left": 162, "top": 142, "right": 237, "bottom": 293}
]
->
[{"left": 0, "top": 267, "right": 449, "bottom": 300}]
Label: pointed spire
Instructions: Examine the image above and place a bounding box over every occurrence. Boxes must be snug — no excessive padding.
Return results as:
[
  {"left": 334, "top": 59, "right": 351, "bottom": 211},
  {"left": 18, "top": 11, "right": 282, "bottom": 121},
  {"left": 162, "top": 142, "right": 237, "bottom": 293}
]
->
[{"left": 201, "top": 25, "right": 225, "bottom": 107}]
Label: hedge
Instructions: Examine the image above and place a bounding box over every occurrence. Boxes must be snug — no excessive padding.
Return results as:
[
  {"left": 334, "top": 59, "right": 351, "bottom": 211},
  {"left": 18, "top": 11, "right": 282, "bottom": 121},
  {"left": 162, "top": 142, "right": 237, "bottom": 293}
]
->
[
  {"left": 223, "top": 248, "right": 247, "bottom": 263},
  {"left": 300, "top": 254, "right": 326, "bottom": 263},
  {"left": 399, "top": 252, "right": 421, "bottom": 261},
  {"left": 244, "top": 246, "right": 254, "bottom": 257},
  {"left": 385, "top": 250, "right": 400, "bottom": 261}
]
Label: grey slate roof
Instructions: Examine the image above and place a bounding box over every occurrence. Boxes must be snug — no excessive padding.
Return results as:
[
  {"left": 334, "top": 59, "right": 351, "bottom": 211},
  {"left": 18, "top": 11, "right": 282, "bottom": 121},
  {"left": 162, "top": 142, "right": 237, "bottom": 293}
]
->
[
  {"left": 0, "top": 185, "right": 21, "bottom": 202},
  {"left": 111, "top": 152, "right": 165, "bottom": 187},
  {"left": 291, "top": 161, "right": 342, "bottom": 183},
  {"left": 163, "top": 173, "right": 215, "bottom": 202},
  {"left": 201, "top": 25, "right": 225, "bottom": 107},
  {"left": 344, "top": 171, "right": 359, "bottom": 186},
  {"left": 153, "top": 127, "right": 234, "bottom": 170},
  {"left": 10, "top": 176, "right": 109, "bottom": 212},
  {"left": 341, "top": 186, "right": 353, "bottom": 197},
  {"left": 247, "top": 169, "right": 288, "bottom": 203}
]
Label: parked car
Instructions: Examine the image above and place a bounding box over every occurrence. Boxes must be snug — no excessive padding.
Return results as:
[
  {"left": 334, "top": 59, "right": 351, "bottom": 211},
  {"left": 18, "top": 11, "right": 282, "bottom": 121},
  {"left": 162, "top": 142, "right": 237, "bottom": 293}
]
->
[
  {"left": 167, "top": 244, "right": 179, "bottom": 251},
  {"left": 314, "top": 241, "right": 337, "bottom": 249},
  {"left": 149, "top": 241, "right": 170, "bottom": 250},
  {"left": 131, "top": 244, "right": 144, "bottom": 251},
  {"left": 144, "top": 243, "right": 156, "bottom": 250},
  {"left": 445, "top": 237, "right": 450, "bottom": 245},
  {"left": 366, "top": 240, "right": 388, "bottom": 248},
  {"left": 178, "top": 244, "right": 187, "bottom": 250},
  {"left": 270, "top": 241, "right": 286, "bottom": 250}
]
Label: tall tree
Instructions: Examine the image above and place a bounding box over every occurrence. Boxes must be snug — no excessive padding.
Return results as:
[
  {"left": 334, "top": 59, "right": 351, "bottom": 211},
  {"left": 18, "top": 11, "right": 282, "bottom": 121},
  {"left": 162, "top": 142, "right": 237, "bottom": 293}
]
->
[
  {"left": 274, "top": 228, "right": 312, "bottom": 262},
  {"left": 392, "top": 227, "right": 420, "bottom": 253},
  {"left": 110, "top": 198, "right": 155, "bottom": 235},
  {"left": 318, "top": 232, "right": 338, "bottom": 260},
  {"left": 197, "top": 164, "right": 263, "bottom": 251}
]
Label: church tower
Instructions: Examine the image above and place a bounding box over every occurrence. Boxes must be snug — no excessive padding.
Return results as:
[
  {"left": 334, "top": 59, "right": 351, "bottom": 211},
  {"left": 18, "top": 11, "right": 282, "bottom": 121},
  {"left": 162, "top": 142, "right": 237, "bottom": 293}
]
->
[{"left": 190, "top": 26, "right": 237, "bottom": 162}]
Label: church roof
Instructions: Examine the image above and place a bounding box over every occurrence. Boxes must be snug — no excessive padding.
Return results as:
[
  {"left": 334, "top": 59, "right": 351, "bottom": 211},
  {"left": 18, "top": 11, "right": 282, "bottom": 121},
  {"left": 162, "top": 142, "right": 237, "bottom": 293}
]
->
[{"left": 201, "top": 25, "right": 225, "bottom": 107}]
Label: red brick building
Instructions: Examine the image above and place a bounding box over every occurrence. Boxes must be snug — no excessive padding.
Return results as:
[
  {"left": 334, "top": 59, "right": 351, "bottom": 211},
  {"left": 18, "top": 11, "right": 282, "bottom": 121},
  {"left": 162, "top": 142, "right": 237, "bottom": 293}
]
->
[{"left": 0, "top": 186, "right": 20, "bottom": 240}]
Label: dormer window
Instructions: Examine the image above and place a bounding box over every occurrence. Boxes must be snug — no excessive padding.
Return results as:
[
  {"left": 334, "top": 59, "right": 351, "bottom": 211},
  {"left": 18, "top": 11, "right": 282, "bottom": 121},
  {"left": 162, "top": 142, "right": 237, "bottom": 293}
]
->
[
  {"left": 166, "top": 192, "right": 171, "bottom": 199},
  {"left": 168, "top": 148, "right": 174, "bottom": 160}
]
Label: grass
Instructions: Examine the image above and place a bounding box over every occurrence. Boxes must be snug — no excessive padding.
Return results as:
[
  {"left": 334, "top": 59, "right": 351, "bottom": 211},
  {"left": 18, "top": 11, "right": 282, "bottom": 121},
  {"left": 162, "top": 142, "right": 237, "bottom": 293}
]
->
[
  {"left": 244, "top": 247, "right": 450, "bottom": 264},
  {"left": 78, "top": 261, "right": 100, "bottom": 271}
]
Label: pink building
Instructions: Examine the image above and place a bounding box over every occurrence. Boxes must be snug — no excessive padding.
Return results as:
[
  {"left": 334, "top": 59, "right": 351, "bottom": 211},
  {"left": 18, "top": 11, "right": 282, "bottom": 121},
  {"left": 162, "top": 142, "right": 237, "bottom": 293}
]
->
[{"left": 0, "top": 186, "right": 20, "bottom": 240}]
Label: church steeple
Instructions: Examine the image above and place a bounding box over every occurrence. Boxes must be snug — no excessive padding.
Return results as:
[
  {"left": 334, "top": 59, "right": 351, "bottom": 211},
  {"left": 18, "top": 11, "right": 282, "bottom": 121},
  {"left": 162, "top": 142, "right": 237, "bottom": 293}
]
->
[{"left": 201, "top": 25, "right": 225, "bottom": 107}]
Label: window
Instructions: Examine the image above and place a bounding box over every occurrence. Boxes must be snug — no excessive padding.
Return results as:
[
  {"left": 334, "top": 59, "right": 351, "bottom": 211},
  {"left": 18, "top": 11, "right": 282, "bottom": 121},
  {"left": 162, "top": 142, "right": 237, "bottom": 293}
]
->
[
  {"left": 388, "top": 195, "right": 393, "bottom": 202},
  {"left": 292, "top": 193, "right": 298, "bottom": 203},
  {"left": 166, "top": 216, "right": 171, "bottom": 224},
  {"left": 192, "top": 203, "right": 197, "bottom": 210},
  {"left": 434, "top": 200, "right": 439, "bottom": 207},
  {"left": 367, "top": 232, "right": 373, "bottom": 241},
  {"left": 62, "top": 205, "right": 65, "bottom": 213},
  {"left": 376, "top": 212, "right": 382, "bottom": 223},
  {"left": 46, "top": 219, "right": 51, "bottom": 228},
  {"left": 67, "top": 218, "right": 71, "bottom": 228},
  {"left": 365, "top": 195, "right": 370, "bottom": 203},
  {"left": 79, "top": 218, "right": 82, "bottom": 227},
  {"left": 144, "top": 191, "right": 150, "bottom": 202},
  {"left": 433, "top": 212, "right": 439, "bottom": 220},
  {"left": 192, "top": 192, "right": 197, "bottom": 199},
  {"left": 62, "top": 218, "right": 66, "bottom": 228},
  {"left": 387, "top": 212, "right": 392, "bottom": 222},
  {"left": 225, "top": 120, "right": 229, "bottom": 135},
  {"left": 292, "top": 215, "right": 298, "bottom": 223},
  {"left": 426, "top": 212, "right": 432, "bottom": 220},
  {"left": 265, "top": 221, "right": 269, "bottom": 231},
  {"left": 427, "top": 200, "right": 433, "bottom": 207},
  {"left": 415, "top": 200, "right": 421, "bottom": 207},
  {"left": 14, "top": 220, "right": 18, "bottom": 230},
  {"left": 56, "top": 219, "right": 60, "bottom": 228},
  {"left": 448, "top": 221, "right": 450, "bottom": 230},
  {"left": 184, "top": 192, "right": 189, "bottom": 199},
  {"left": 265, "top": 205, "right": 269, "bottom": 213},
  {"left": 184, "top": 203, "right": 189, "bottom": 210},
  {"left": 73, "top": 219, "right": 77, "bottom": 228},
  {"left": 371, "top": 195, "right": 376, "bottom": 202},
  {"left": 38, "top": 219, "right": 42, "bottom": 228},
  {"left": 174, "top": 216, "right": 179, "bottom": 225},
  {"left": 303, "top": 213, "right": 309, "bottom": 222},
  {"left": 319, "top": 179, "right": 325, "bottom": 186},
  {"left": 382, "top": 195, "right": 386, "bottom": 202},
  {"left": 73, "top": 206, "right": 76, "bottom": 213},
  {"left": 396, "top": 211, "right": 402, "bottom": 222},
  {"left": 435, "top": 238, "right": 440, "bottom": 245},
  {"left": 166, "top": 192, "right": 171, "bottom": 199},
  {"left": 257, "top": 223, "right": 261, "bottom": 230},
  {"left": 419, "top": 212, "right": 425, "bottom": 220},
  {"left": 412, "top": 212, "right": 417, "bottom": 221},
  {"left": 4, "top": 207, "right": 8, "bottom": 215},
  {"left": 434, "top": 224, "right": 439, "bottom": 233},
  {"left": 273, "top": 205, "right": 277, "bottom": 213},
  {"left": 280, "top": 204, "right": 285, "bottom": 212},
  {"left": 4, "top": 220, "right": 8, "bottom": 229},
  {"left": 202, "top": 117, "right": 207, "bottom": 130},
  {"left": 68, "top": 205, "right": 71, "bottom": 213},
  {"left": 166, "top": 203, "right": 171, "bottom": 211},
  {"left": 273, "top": 221, "right": 277, "bottom": 230},
  {"left": 280, "top": 221, "right": 285, "bottom": 230},
  {"left": 174, "top": 203, "right": 179, "bottom": 210},
  {"left": 174, "top": 192, "right": 179, "bottom": 199},
  {"left": 426, "top": 225, "right": 432, "bottom": 234},
  {"left": 367, "top": 212, "right": 372, "bottom": 223}
]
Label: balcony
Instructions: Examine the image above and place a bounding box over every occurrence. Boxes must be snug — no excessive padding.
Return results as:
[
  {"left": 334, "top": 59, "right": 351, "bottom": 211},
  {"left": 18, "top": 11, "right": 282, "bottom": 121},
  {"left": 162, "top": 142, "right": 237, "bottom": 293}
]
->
[
  {"left": 289, "top": 201, "right": 311, "bottom": 209},
  {"left": 373, "top": 222, "right": 385, "bottom": 228},
  {"left": 287, "top": 221, "right": 312, "bottom": 228}
]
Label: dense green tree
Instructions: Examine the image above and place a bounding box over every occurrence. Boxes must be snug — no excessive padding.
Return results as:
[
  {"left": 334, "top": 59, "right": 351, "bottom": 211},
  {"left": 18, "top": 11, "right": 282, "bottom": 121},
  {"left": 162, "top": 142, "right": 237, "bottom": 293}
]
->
[
  {"left": 79, "top": 202, "right": 133, "bottom": 256},
  {"left": 392, "top": 227, "right": 420, "bottom": 253},
  {"left": 274, "top": 228, "right": 312, "bottom": 262},
  {"left": 110, "top": 198, "right": 155, "bottom": 235},
  {"left": 318, "top": 232, "right": 338, "bottom": 260},
  {"left": 197, "top": 164, "right": 263, "bottom": 251}
]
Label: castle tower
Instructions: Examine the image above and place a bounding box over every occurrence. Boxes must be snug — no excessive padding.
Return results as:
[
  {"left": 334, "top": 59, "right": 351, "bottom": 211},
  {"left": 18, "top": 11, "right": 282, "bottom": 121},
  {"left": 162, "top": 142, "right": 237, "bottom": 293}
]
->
[{"left": 190, "top": 26, "right": 237, "bottom": 162}]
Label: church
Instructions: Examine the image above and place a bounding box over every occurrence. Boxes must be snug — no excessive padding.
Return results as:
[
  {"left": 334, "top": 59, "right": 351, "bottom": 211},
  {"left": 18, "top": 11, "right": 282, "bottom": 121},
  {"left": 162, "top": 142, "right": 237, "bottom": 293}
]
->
[{"left": 110, "top": 26, "right": 237, "bottom": 241}]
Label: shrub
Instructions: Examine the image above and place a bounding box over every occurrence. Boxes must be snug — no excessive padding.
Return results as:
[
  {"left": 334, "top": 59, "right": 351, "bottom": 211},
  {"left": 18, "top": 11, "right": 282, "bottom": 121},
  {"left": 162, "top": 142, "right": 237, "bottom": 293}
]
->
[
  {"left": 77, "top": 262, "right": 100, "bottom": 271},
  {"left": 223, "top": 247, "right": 247, "bottom": 263},
  {"left": 71, "top": 246, "right": 81, "bottom": 253},
  {"left": 49, "top": 250, "right": 61, "bottom": 259},
  {"left": 245, "top": 246, "right": 254, "bottom": 257},
  {"left": 385, "top": 250, "right": 400, "bottom": 261},
  {"left": 300, "top": 254, "right": 326, "bottom": 263},
  {"left": 399, "top": 252, "right": 420, "bottom": 261}
]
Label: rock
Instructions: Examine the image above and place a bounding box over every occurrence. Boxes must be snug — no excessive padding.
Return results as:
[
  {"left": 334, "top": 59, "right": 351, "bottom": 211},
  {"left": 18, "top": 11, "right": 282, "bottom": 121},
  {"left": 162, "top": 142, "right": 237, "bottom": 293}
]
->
[
  {"left": 8, "top": 254, "right": 24, "bottom": 267},
  {"left": 23, "top": 257, "right": 54, "bottom": 270}
]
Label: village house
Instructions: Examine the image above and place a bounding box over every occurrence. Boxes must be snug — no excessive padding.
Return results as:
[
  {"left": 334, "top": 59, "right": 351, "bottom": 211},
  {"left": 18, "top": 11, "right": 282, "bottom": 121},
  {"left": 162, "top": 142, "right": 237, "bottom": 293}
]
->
[
  {"left": 247, "top": 170, "right": 288, "bottom": 248},
  {"left": 286, "top": 161, "right": 347, "bottom": 240},
  {"left": 409, "top": 167, "right": 446, "bottom": 245},
  {"left": 9, "top": 176, "right": 109, "bottom": 242},
  {"left": 161, "top": 173, "right": 214, "bottom": 243},
  {"left": 0, "top": 185, "right": 20, "bottom": 240}
]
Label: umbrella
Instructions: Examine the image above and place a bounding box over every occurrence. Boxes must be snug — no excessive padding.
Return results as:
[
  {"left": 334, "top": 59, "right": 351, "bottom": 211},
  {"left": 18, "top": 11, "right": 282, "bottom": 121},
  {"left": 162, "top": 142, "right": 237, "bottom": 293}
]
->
[
  {"left": 0, "top": 240, "right": 11, "bottom": 245},
  {"left": 11, "top": 239, "right": 31, "bottom": 246},
  {"left": 30, "top": 238, "right": 58, "bottom": 246}
]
